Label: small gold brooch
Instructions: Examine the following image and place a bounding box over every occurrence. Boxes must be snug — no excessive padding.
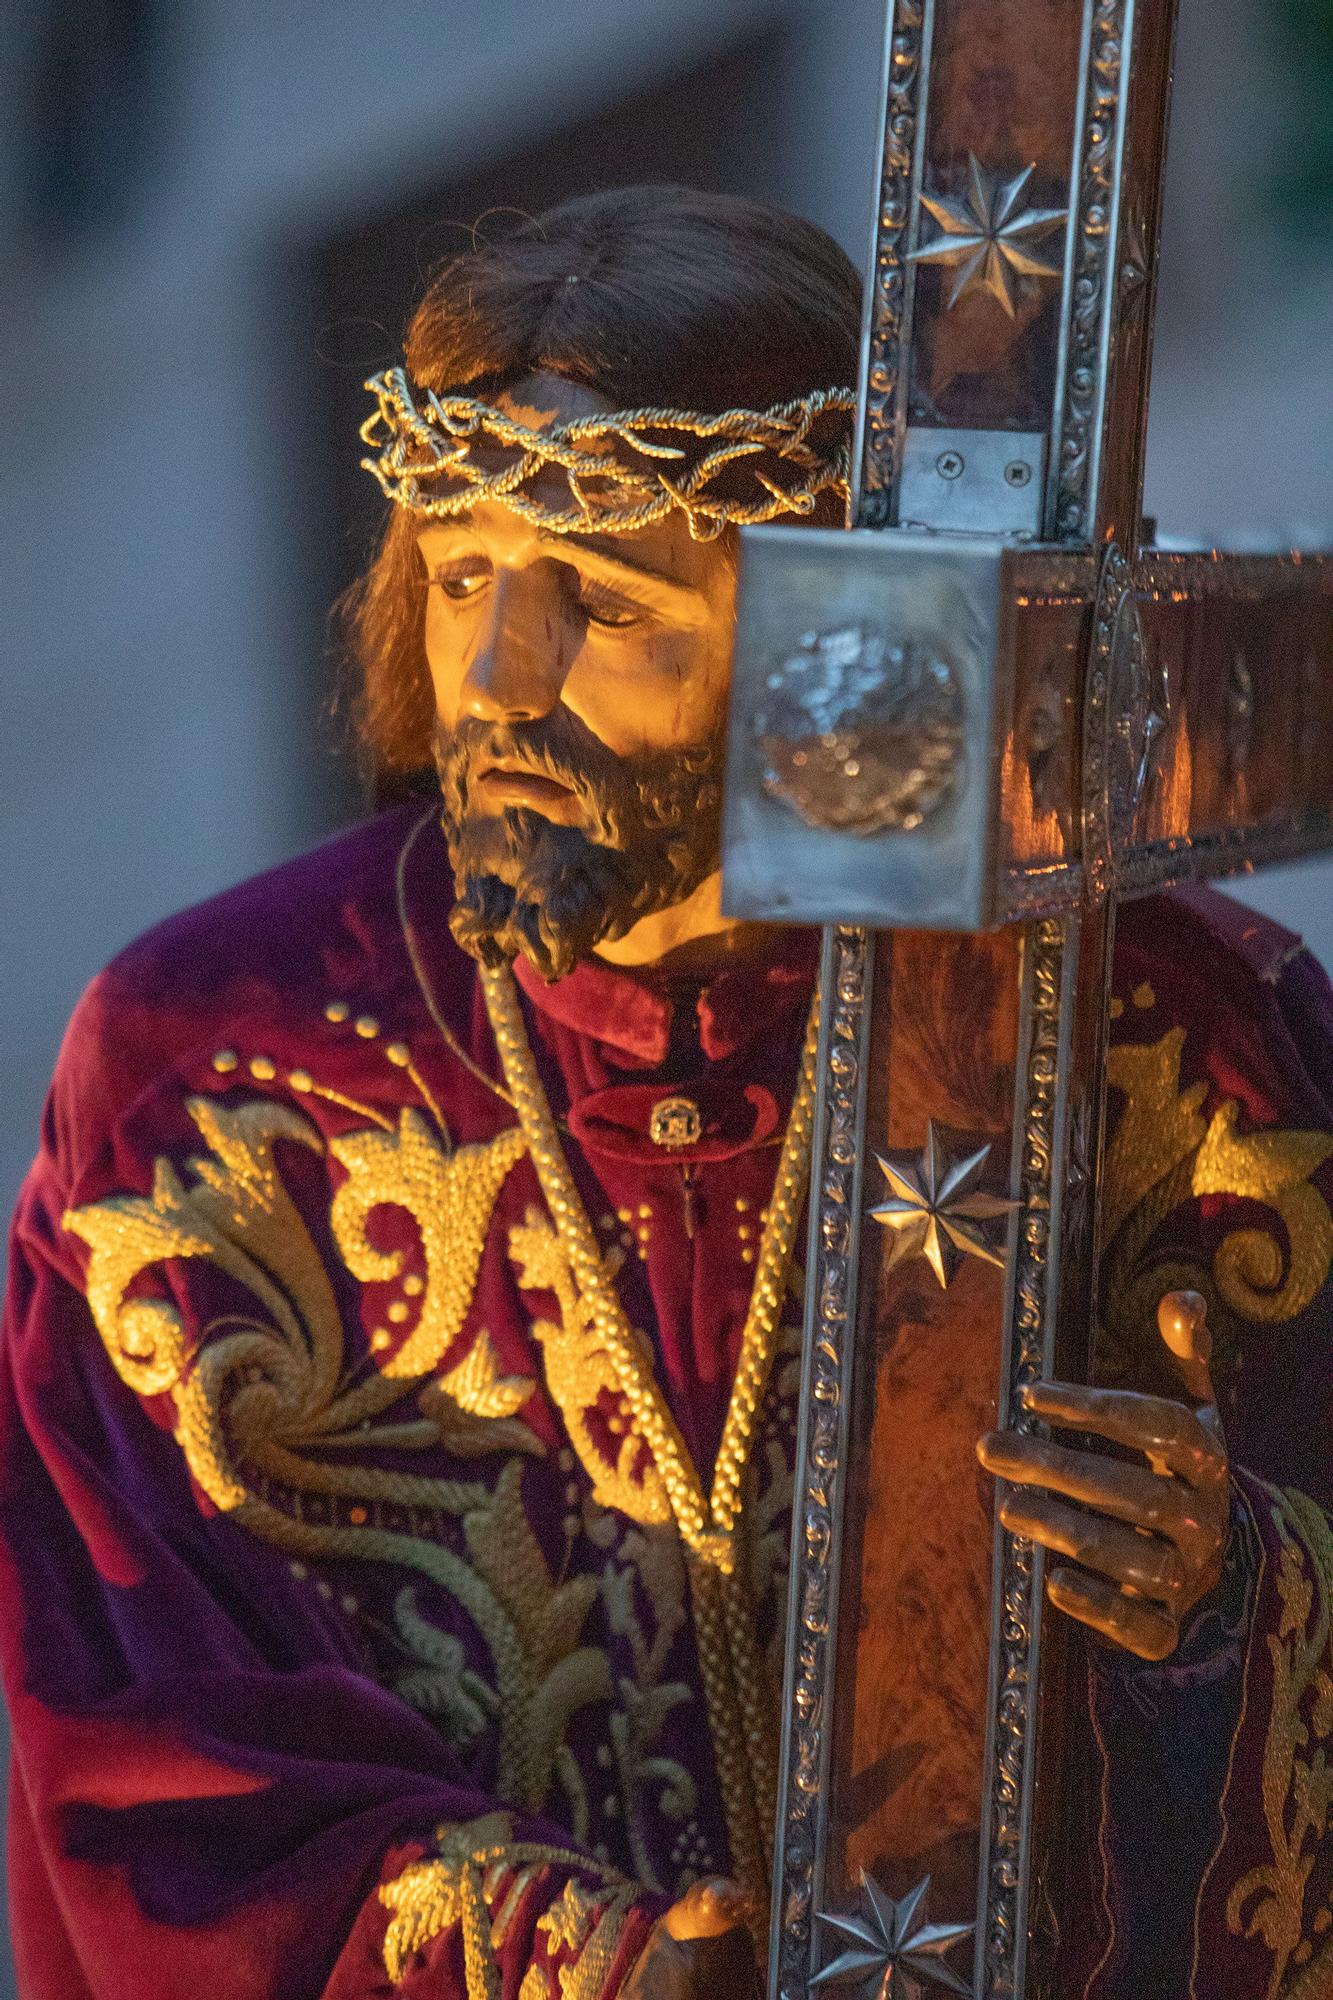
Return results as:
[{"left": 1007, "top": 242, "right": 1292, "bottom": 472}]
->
[{"left": 649, "top": 1096, "right": 703, "bottom": 1150}]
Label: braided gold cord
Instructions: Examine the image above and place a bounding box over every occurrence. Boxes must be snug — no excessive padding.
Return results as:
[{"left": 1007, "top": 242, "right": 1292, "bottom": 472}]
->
[
  {"left": 361, "top": 367, "right": 854, "bottom": 542},
  {"left": 480, "top": 965, "right": 819, "bottom": 1917}
]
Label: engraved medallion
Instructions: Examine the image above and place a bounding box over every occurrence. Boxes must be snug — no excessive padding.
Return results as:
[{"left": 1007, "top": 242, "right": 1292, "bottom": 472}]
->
[
  {"left": 648, "top": 1096, "right": 703, "bottom": 1149},
  {"left": 753, "top": 625, "right": 964, "bottom": 836}
]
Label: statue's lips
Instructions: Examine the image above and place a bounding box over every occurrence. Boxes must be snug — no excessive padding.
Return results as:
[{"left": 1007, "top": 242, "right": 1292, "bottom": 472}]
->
[{"left": 472, "top": 760, "right": 583, "bottom": 819}]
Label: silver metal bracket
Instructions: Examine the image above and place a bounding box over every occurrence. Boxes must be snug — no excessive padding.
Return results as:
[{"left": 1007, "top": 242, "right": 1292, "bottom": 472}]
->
[
  {"left": 721, "top": 524, "right": 1018, "bottom": 931},
  {"left": 898, "top": 426, "right": 1048, "bottom": 537}
]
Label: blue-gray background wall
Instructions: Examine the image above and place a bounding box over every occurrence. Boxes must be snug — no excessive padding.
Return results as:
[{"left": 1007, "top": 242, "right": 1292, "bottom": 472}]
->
[{"left": 1, "top": 1, "right": 1331, "bottom": 1990}]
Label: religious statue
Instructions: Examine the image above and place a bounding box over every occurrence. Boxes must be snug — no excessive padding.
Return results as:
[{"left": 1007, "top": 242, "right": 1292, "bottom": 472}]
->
[{"left": 2, "top": 159, "right": 1332, "bottom": 2000}]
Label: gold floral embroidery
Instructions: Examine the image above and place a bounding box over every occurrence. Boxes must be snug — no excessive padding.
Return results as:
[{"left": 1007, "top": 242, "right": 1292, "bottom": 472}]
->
[
  {"left": 509, "top": 1209, "right": 671, "bottom": 1527},
  {"left": 379, "top": 1814, "right": 626, "bottom": 1997},
  {"left": 603, "top": 1526, "right": 695, "bottom": 1893},
  {"left": 1103, "top": 1029, "right": 1208, "bottom": 1247},
  {"left": 1102, "top": 1028, "right": 1333, "bottom": 1353},
  {"left": 330, "top": 1110, "right": 528, "bottom": 1378},
  {"left": 538, "top": 1878, "right": 642, "bottom": 2000},
  {"left": 390, "top": 1584, "right": 500, "bottom": 1748},
  {"left": 1192, "top": 1102, "right": 1333, "bottom": 1324},
  {"left": 464, "top": 1460, "right": 611, "bottom": 1828},
  {"left": 1226, "top": 1489, "right": 1333, "bottom": 1997},
  {"left": 64, "top": 1092, "right": 613, "bottom": 1808}
]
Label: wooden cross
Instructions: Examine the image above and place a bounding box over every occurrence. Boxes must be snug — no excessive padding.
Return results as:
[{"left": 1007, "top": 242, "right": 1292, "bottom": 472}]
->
[{"left": 718, "top": 2, "right": 1333, "bottom": 1995}]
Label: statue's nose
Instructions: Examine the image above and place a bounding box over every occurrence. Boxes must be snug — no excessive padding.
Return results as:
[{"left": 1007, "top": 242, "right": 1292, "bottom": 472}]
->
[{"left": 460, "top": 563, "right": 570, "bottom": 724}]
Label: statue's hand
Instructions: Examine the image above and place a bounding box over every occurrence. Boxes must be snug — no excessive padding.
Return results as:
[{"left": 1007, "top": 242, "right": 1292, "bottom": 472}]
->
[
  {"left": 976, "top": 1290, "right": 1229, "bottom": 1661},
  {"left": 621, "top": 1877, "right": 758, "bottom": 2000}
]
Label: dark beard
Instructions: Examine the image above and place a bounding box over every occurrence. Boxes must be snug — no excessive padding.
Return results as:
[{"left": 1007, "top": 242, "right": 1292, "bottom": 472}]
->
[{"left": 434, "top": 710, "right": 724, "bottom": 982}]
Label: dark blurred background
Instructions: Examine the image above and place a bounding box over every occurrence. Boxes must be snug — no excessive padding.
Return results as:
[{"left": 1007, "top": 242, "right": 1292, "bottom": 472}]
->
[{"left": 1, "top": 0, "right": 1332, "bottom": 1988}]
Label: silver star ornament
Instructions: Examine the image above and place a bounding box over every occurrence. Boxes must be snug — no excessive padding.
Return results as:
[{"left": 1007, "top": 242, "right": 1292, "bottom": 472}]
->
[
  {"left": 812, "top": 1870, "right": 975, "bottom": 1999},
  {"left": 871, "top": 1121, "right": 1018, "bottom": 1289},
  {"left": 910, "top": 154, "right": 1068, "bottom": 316}
]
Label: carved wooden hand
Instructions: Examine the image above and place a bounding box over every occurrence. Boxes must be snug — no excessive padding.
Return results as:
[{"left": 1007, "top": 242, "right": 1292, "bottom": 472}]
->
[
  {"left": 976, "top": 1291, "right": 1230, "bottom": 1661},
  {"left": 620, "top": 1877, "right": 759, "bottom": 2000}
]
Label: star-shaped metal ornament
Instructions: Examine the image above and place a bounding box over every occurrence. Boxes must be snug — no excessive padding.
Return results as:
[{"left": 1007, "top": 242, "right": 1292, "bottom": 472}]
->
[
  {"left": 812, "top": 1870, "right": 975, "bottom": 2000},
  {"left": 910, "top": 154, "right": 1068, "bottom": 316},
  {"left": 871, "top": 1121, "right": 1019, "bottom": 1289}
]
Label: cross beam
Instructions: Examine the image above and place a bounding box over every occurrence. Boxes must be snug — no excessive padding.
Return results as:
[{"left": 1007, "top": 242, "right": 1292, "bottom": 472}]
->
[{"left": 716, "top": 1, "right": 1333, "bottom": 1995}]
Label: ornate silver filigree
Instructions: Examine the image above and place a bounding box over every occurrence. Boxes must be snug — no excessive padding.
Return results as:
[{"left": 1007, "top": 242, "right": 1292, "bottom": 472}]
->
[
  {"left": 1082, "top": 543, "right": 1171, "bottom": 899},
  {"left": 813, "top": 1872, "right": 975, "bottom": 1999},
  {"left": 910, "top": 155, "right": 1067, "bottom": 317},
  {"left": 772, "top": 928, "right": 872, "bottom": 2000},
  {"left": 871, "top": 1122, "right": 1018, "bottom": 1288},
  {"left": 855, "top": 0, "right": 928, "bottom": 524},
  {"left": 980, "top": 915, "right": 1070, "bottom": 2000},
  {"left": 1052, "top": 0, "right": 1128, "bottom": 540},
  {"left": 1118, "top": 207, "right": 1150, "bottom": 315},
  {"left": 754, "top": 626, "right": 963, "bottom": 836}
]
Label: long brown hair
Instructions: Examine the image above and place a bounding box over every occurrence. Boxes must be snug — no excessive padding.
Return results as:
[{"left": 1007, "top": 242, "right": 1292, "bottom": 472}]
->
[{"left": 342, "top": 184, "right": 862, "bottom": 777}]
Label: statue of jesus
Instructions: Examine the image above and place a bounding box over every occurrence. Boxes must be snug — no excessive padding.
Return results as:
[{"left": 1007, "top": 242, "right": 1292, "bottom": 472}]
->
[{"left": 3, "top": 185, "right": 1331, "bottom": 2000}]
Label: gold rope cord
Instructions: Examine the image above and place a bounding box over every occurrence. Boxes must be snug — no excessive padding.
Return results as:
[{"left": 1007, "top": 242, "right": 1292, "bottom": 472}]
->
[
  {"left": 481, "top": 964, "right": 819, "bottom": 1909},
  {"left": 361, "top": 367, "right": 854, "bottom": 542}
]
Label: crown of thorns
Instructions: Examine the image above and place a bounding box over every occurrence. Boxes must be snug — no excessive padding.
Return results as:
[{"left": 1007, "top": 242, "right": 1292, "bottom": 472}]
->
[{"left": 360, "top": 366, "right": 854, "bottom": 541}]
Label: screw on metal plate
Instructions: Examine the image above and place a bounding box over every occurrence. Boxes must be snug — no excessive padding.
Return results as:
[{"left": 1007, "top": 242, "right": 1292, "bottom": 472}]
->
[
  {"left": 1004, "top": 459, "right": 1032, "bottom": 487},
  {"left": 935, "top": 449, "right": 965, "bottom": 480}
]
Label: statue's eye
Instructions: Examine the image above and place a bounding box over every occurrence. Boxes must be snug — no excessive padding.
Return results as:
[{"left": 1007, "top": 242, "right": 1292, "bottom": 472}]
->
[
  {"left": 577, "top": 578, "right": 645, "bottom": 629},
  {"left": 431, "top": 562, "right": 490, "bottom": 601}
]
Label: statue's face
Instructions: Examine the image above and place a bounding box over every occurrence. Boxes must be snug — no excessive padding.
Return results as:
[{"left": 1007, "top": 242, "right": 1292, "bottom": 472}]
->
[{"left": 420, "top": 372, "right": 738, "bottom": 980}]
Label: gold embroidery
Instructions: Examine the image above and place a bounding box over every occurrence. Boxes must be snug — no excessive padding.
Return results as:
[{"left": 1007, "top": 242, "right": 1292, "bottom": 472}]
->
[
  {"left": 1102, "top": 1028, "right": 1333, "bottom": 1352},
  {"left": 1226, "top": 1490, "right": 1333, "bottom": 1998},
  {"left": 390, "top": 1585, "right": 500, "bottom": 1748},
  {"left": 465, "top": 1461, "right": 611, "bottom": 1822},
  {"left": 540, "top": 1880, "right": 641, "bottom": 2000},
  {"left": 482, "top": 963, "right": 820, "bottom": 1911},
  {"left": 65, "top": 1093, "right": 607, "bottom": 1808},
  {"left": 509, "top": 1209, "right": 671, "bottom": 1527},
  {"left": 1103, "top": 1029, "right": 1208, "bottom": 1247},
  {"left": 379, "top": 1814, "right": 625, "bottom": 1996},
  {"left": 604, "top": 1526, "right": 695, "bottom": 1893},
  {"left": 1193, "top": 1102, "right": 1333, "bottom": 1324},
  {"left": 330, "top": 1111, "right": 529, "bottom": 1378},
  {"left": 420, "top": 1334, "right": 544, "bottom": 1461}
]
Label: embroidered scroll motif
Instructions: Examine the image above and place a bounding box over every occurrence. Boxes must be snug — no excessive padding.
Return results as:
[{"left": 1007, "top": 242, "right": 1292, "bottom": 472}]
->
[
  {"left": 379, "top": 1814, "right": 629, "bottom": 1998},
  {"left": 64, "top": 1092, "right": 614, "bottom": 1812},
  {"left": 602, "top": 1525, "right": 696, "bottom": 1893},
  {"left": 1101, "top": 1029, "right": 1333, "bottom": 1390},
  {"left": 508, "top": 1208, "right": 673, "bottom": 1528},
  {"left": 330, "top": 1110, "right": 528, "bottom": 1377},
  {"left": 1225, "top": 1488, "right": 1333, "bottom": 1998},
  {"left": 391, "top": 1585, "right": 500, "bottom": 1750},
  {"left": 1192, "top": 1104, "right": 1333, "bottom": 1325}
]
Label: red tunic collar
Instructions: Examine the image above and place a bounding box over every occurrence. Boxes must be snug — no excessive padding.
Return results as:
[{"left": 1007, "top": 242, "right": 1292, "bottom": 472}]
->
[{"left": 512, "top": 928, "right": 819, "bottom": 1066}]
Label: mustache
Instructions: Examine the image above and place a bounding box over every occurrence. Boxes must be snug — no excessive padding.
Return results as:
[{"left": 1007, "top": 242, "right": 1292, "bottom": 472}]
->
[
  {"left": 433, "top": 707, "right": 725, "bottom": 981},
  {"left": 434, "top": 710, "right": 717, "bottom": 845}
]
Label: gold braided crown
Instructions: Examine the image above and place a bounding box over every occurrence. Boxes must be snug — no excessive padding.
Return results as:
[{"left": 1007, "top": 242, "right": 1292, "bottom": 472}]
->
[{"left": 360, "top": 366, "right": 855, "bottom": 541}]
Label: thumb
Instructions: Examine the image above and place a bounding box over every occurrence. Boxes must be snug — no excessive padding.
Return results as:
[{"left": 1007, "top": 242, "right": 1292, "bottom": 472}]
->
[
  {"left": 662, "top": 1877, "right": 754, "bottom": 1942},
  {"left": 1156, "top": 1288, "right": 1218, "bottom": 1415}
]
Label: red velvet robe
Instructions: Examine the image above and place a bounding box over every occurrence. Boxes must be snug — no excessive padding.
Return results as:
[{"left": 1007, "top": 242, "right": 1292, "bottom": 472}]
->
[{"left": 3, "top": 799, "right": 1332, "bottom": 1999}]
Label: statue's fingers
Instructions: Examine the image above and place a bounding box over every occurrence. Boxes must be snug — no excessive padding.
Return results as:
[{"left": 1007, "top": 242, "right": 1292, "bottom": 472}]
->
[
  {"left": 1045, "top": 1565, "right": 1179, "bottom": 1661},
  {"left": 977, "top": 1430, "right": 1188, "bottom": 1531},
  {"left": 663, "top": 1877, "right": 753, "bottom": 1942},
  {"left": 998, "top": 1489, "right": 1185, "bottom": 1604},
  {"left": 1021, "top": 1380, "right": 1225, "bottom": 1489},
  {"left": 1156, "top": 1289, "right": 1224, "bottom": 1441}
]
